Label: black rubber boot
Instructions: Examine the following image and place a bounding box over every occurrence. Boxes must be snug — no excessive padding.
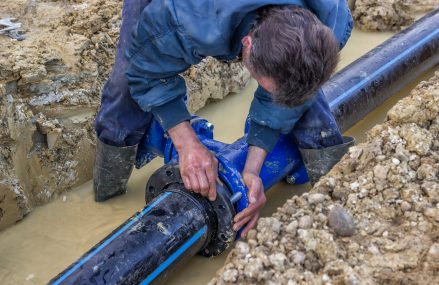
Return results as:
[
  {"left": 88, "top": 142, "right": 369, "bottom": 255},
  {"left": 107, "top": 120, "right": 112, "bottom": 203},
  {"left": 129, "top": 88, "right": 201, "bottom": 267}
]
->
[
  {"left": 93, "top": 139, "right": 137, "bottom": 202},
  {"left": 299, "top": 136, "right": 355, "bottom": 186}
]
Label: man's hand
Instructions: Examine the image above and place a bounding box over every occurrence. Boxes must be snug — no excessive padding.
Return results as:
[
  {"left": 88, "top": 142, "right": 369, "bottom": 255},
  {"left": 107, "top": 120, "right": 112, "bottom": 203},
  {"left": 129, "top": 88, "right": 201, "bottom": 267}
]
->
[
  {"left": 233, "top": 171, "right": 266, "bottom": 237},
  {"left": 168, "top": 121, "right": 218, "bottom": 201},
  {"left": 233, "top": 145, "right": 268, "bottom": 237}
]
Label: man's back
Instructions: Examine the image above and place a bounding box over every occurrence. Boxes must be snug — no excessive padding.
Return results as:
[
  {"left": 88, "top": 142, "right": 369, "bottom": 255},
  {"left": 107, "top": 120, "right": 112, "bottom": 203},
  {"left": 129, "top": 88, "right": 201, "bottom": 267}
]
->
[{"left": 127, "top": 0, "right": 351, "bottom": 67}]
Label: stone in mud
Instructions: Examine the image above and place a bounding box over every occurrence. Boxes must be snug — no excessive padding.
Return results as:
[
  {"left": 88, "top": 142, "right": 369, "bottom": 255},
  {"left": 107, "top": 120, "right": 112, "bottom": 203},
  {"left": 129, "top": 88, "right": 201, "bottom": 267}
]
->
[
  {"left": 284, "top": 220, "right": 298, "bottom": 235},
  {"left": 307, "top": 193, "right": 326, "bottom": 204},
  {"left": 256, "top": 217, "right": 281, "bottom": 244},
  {"left": 421, "top": 181, "right": 439, "bottom": 203},
  {"left": 292, "top": 251, "right": 306, "bottom": 265},
  {"left": 0, "top": 178, "right": 30, "bottom": 231},
  {"left": 298, "top": 215, "right": 313, "bottom": 229},
  {"left": 243, "top": 257, "right": 263, "bottom": 280},
  {"left": 222, "top": 268, "right": 239, "bottom": 283},
  {"left": 352, "top": 0, "right": 439, "bottom": 31},
  {"left": 268, "top": 253, "right": 288, "bottom": 271},
  {"left": 423, "top": 207, "right": 439, "bottom": 222},
  {"left": 427, "top": 243, "right": 439, "bottom": 261},
  {"left": 399, "top": 123, "right": 433, "bottom": 156},
  {"left": 328, "top": 207, "right": 356, "bottom": 237},
  {"left": 353, "top": 0, "right": 413, "bottom": 31}
]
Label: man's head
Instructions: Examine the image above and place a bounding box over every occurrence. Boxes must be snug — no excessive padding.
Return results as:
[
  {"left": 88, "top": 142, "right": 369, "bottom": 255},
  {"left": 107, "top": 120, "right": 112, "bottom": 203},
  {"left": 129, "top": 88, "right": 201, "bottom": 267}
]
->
[{"left": 242, "top": 5, "right": 339, "bottom": 107}]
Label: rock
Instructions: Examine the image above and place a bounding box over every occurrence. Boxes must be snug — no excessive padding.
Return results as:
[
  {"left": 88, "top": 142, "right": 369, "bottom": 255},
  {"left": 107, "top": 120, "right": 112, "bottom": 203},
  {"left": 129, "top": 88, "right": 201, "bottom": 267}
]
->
[
  {"left": 400, "top": 201, "right": 412, "bottom": 212},
  {"left": 353, "top": 0, "right": 413, "bottom": 31},
  {"left": 235, "top": 241, "right": 250, "bottom": 257},
  {"left": 328, "top": 207, "right": 356, "bottom": 237},
  {"left": 222, "top": 268, "right": 239, "bottom": 283},
  {"left": 298, "top": 215, "right": 313, "bottom": 229},
  {"left": 368, "top": 245, "right": 381, "bottom": 255},
  {"left": 256, "top": 217, "right": 281, "bottom": 243},
  {"left": 308, "top": 193, "right": 326, "bottom": 204},
  {"left": 292, "top": 251, "right": 306, "bottom": 265},
  {"left": 244, "top": 258, "right": 263, "bottom": 280},
  {"left": 421, "top": 181, "right": 439, "bottom": 203},
  {"left": 269, "top": 253, "right": 288, "bottom": 271},
  {"left": 352, "top": 0, "right": 439, "bottom": 32},
  {"left": 399, "top": 123, "right": 433, "bottom": 156},
  {"left": 423, "top": 208, "right": 439, "bottom": 222},
  {"left": 0, "top": 178, "right": 30, "bottom": 231},
  {"left": 285, "top": 221, "right": 298, "bottom": 235},
  {"left": 427, "top": 244, "right": 439, "bottom": 261}
]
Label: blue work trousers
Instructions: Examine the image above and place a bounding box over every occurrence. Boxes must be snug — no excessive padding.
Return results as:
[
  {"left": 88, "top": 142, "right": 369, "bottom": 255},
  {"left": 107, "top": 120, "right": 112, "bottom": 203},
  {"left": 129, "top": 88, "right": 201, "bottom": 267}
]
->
[{"left": 94, "top": 0, "right": 343, "bottom": 156}]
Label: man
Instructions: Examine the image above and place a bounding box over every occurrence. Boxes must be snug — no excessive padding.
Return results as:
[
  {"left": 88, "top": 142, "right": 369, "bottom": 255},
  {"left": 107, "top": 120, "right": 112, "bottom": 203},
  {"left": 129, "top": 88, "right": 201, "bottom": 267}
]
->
[{"left": 94, "top": 0, "right": 353, "bottom": 237}]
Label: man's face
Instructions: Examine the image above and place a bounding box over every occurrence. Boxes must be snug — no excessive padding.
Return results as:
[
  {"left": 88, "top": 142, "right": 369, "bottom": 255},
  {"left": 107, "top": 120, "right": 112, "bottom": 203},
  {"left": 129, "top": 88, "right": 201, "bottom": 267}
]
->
[{"left": 241, "top": 35, "right": 277, "bottom": 94}]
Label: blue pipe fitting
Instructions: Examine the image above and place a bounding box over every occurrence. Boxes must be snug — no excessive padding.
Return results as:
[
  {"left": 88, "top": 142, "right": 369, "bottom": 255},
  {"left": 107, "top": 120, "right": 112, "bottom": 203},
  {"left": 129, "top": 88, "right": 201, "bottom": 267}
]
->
[{"left": 151, "top": 116, "right": 308, "bottom": 213}]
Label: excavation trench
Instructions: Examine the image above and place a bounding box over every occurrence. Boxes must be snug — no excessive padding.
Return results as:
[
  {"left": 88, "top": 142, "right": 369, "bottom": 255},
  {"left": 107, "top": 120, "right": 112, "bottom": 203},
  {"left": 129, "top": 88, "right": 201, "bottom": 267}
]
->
[{"left": 0, "top": 26, "right": 438, "bottom": 285}]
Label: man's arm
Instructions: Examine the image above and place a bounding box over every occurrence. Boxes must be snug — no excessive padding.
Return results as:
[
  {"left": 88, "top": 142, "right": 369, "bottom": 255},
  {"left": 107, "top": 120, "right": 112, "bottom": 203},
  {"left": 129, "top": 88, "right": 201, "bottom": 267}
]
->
[
  {"left": 168, "top": 122, "right": 218, "bottom": 201},
  {"left": 126, "top": 9, "right": 218, "bottom": 200},
  {"left": 247, "top": 85, "right": 313, "bottom": 152},
  {"left": 234, "top": 85, "right": 313, "bottom": 236},
  {"left": 233, "top": 145, "right": 268, "bottom": 237}
]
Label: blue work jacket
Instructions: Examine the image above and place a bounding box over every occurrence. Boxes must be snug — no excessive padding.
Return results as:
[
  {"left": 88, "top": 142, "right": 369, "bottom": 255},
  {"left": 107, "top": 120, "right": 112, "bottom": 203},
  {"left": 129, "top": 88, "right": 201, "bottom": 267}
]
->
[{"left": 126, "top": 0, "right": 353, "bottom": 152}]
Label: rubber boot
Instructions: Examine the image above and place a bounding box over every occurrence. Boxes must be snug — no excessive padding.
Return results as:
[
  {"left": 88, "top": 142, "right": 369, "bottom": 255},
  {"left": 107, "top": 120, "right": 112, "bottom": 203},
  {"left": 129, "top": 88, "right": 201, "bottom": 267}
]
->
[
  {"left": 93, "top": 139, "right": 137, "bottom": 202},
  {"left": 299, "top": 136, "right": 355, "bottom": 185}
]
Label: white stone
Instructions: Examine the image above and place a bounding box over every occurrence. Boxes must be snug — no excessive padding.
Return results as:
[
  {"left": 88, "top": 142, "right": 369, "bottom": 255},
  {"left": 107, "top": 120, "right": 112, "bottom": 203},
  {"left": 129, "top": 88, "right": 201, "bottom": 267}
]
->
[
  {"left": 308, "top": 193, "right": 326, "bottom": 204},
  {"left": 350, "top": 182, "right": 360, "bottom": 190},
  {"left": 292, "top": 251, "right": 306, "bottom": 264}
]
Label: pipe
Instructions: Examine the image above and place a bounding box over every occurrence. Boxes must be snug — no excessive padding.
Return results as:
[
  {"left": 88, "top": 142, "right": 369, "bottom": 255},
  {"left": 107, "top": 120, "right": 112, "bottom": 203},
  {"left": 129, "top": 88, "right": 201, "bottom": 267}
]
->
[
  {"left": 325, "top": 8, "right": 439, "bottom": 132},
  {"left": 49, "top": 9, "right": 439, "bottom": 285},
  {"left": 50, "top": 187, "right": 215, "bottom": 285}
]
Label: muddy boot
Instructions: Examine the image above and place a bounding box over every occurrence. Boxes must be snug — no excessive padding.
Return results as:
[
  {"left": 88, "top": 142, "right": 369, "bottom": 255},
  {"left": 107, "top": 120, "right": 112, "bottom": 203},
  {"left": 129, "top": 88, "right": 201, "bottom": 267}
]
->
[
  {"left": 93, "top": 139, "right": 137, "bottom": 202},
  {"left": 299, "top": 136, "right": 355, "bottom": 186}
]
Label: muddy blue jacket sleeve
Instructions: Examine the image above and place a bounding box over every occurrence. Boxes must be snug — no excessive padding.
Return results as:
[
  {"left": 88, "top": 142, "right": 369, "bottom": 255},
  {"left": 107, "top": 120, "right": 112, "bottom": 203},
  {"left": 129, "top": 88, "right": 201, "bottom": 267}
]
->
[
  {"left": 247, "top": 85, "right": 313, "bottom": 152},
  {"left": 125, "top": 9, "right": 195, "bottom": 131}
]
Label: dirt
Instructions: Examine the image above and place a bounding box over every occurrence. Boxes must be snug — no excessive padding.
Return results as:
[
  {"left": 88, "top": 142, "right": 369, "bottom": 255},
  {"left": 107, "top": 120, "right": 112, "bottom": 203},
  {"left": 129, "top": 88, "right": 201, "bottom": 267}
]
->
[
  {"left": 210, "top": 72, "right": 439, "bottom": 285},
  {"left": 352, "top": 0, "right": 439, "bottom": 31},
  {"left": 0, "top": 0, "right": 249, "bottom": 231}
]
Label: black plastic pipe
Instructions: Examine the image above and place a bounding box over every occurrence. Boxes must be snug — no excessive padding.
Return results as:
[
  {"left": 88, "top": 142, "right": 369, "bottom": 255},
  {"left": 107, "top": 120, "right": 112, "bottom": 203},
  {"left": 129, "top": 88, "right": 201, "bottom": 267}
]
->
[
  {"left": 49, "top": 9, "right": 439, "bottom": 285},
  {"left": 49, "top": 187, "right": 214, "bottom": 285},
  {"left": 325, "top": 8, "right": 439, "bottom": 132}
]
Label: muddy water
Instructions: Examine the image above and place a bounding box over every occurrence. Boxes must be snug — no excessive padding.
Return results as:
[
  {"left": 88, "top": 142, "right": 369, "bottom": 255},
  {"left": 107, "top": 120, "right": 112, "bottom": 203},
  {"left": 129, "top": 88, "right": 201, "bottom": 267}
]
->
[{"left": 0, "top": 28, "right": 436, "bottom": 285}]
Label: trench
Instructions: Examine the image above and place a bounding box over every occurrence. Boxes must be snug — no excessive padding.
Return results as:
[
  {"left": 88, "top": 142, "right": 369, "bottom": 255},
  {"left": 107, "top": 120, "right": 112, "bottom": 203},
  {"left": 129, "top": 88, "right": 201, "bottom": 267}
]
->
[{"left": 0, "top": 28, "right": 437, "bottom": 285}]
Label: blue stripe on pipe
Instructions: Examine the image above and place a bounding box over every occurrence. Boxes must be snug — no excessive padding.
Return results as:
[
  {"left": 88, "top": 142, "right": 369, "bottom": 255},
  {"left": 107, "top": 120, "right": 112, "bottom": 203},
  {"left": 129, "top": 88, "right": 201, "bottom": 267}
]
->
[
  {"left": 140, "top": 225, "right": 208, "bottom": 285},
  {"left": 51, "top": 192, "right": 172, "bottom": 285},
  {"left": 329, "top": 26, "right": 439, "bottom": 109}
]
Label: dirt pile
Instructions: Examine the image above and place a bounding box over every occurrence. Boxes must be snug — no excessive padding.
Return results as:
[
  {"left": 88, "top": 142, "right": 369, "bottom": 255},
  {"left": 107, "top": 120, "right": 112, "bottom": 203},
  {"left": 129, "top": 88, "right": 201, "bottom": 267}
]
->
[
  {"left": 210, "top": 72, "right": 439, "bottom": 285},
  {"left": 0, "top": 0, "right": 249, "bottom": 230},
  {"left": 352, "top": 0, "right": 439, "bottom": 31}
]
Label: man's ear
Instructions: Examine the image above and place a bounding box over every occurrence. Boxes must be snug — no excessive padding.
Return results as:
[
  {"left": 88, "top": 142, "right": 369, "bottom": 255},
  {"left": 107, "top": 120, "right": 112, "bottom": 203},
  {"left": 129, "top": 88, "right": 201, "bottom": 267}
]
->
[{"left": 241, "top": 35, "right": 252, "bottom": 48}]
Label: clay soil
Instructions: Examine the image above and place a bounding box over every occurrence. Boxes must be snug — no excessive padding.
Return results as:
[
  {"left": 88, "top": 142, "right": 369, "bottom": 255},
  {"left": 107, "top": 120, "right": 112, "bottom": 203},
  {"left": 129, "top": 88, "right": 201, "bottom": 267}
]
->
[{"left": 211, "top": 72, "right": 439, "bottom": 285}]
